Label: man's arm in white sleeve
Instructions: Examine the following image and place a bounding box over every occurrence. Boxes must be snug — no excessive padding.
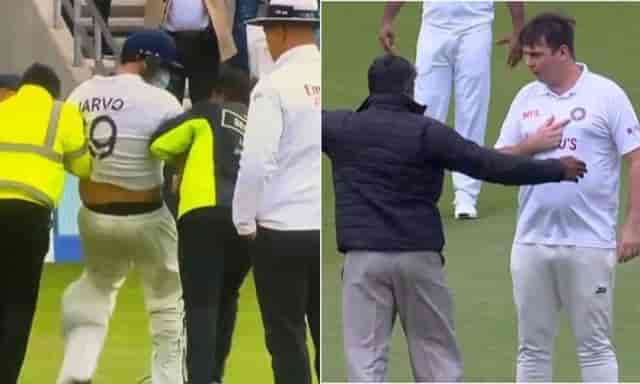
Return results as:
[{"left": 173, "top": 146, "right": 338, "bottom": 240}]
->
[{"left": 232, "top": 83, "right": 283, "bottom": 236}]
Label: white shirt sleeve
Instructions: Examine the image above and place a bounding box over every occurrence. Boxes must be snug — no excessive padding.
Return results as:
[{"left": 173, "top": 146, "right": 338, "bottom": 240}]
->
[
  {"left": 607, "top": 85, "right": 640, "bottom": 156},
  {"left": 494, "top": 92, "right": 525, "bottom": 149},
  {"left": 160, "top": 91, "right": 184, "bottom": 121},
  {"left": 232, "top": 81, "right": 283, "bottom": 235}
]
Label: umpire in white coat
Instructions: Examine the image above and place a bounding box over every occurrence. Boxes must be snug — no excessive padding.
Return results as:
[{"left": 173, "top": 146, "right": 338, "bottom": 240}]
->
[{"left": 232, "top": 0, "right": 320, "bottom": 383}]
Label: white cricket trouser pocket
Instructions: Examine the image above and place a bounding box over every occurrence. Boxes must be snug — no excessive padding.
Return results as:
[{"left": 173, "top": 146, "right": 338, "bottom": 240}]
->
[{"left": 414, "top": 26, "right": 455, "bottom": 122}]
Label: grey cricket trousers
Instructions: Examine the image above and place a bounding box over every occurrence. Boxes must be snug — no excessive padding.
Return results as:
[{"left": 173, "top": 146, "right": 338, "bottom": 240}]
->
[{"left": 342, "top": 250, "right": 463, "bottom": 382}]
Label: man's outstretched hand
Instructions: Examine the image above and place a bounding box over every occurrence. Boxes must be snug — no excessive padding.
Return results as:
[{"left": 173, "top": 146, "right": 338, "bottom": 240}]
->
[{"left": 557, "top": 156, "right": 587, "bottom": 182}]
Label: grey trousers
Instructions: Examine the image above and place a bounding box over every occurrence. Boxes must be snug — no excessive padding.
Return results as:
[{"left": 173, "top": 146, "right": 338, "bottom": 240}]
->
[{"left": 342, "top": 250, "right": 463, "bottom": 382}]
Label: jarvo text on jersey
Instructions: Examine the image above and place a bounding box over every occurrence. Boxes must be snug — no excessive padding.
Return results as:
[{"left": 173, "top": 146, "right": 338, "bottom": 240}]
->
[{"left": 78, "top": 97, "right": 125, "bottom": 113}]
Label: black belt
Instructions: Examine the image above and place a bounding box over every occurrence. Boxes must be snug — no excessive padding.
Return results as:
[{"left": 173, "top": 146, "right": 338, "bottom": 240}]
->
[
  {"left": 85, "top": 201, "right": 163, "bottom": 216},
  {"left": 167, "top": 26, "right": 212, "bottom": 38}
]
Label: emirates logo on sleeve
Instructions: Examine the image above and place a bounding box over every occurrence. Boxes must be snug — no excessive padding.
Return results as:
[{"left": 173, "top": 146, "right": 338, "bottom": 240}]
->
[
  {"left": 304, "top": 84, "right": 320, "bottom": 97},
  {"left": 304, "top": 84, "right": 320, "bottom": 107}
]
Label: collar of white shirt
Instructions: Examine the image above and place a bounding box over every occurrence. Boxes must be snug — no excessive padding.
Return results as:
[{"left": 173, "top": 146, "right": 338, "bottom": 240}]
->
[
  {"left": 272, "top": 44, "right": 319, "bottom": 71},
  {"left": 537, "top": 62, "right": 589, "bottom": 99}
]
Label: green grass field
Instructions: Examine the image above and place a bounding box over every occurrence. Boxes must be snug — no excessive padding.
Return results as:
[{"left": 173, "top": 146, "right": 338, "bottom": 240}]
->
[
  {"left": 322, "top": 2, "right": 640, "bottom": 382},
  {"left": 21, "top": 264, "right": 317, "bottom": 383}
]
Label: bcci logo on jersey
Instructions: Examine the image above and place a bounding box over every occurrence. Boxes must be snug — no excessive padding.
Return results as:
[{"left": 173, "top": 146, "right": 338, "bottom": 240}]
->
[{"left": 570, "top": 107, "right": 586, "bottom": 121}]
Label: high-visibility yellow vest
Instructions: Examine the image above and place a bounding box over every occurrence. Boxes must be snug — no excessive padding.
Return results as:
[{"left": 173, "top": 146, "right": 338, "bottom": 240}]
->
[{"left": 0, "top": 85, "right": 92, "bottom": 208}]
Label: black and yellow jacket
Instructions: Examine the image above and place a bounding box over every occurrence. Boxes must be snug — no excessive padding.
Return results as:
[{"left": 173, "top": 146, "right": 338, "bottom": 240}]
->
[{"left": 150, "top": 100, "right": 247, "bottom": 218}]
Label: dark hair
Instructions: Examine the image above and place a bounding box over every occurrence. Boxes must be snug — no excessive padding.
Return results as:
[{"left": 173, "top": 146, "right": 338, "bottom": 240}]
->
[
  {"left": 120, "top": 51, "right": 142, "bottom": 65},
  {"left": 211, "top": 65, "right": 254, "bottom": 105},
  {"left": 0, "top": 74, "right": 21, "bottom": 91},
  {"left": 519, "top": 12, "right": 576, "bottom": 58},
  {"left": 368, "top": 54, "right": 416, "bottom": 95},
  {"left": 20, "top": 63, "right": 61, "bottom": 98}
]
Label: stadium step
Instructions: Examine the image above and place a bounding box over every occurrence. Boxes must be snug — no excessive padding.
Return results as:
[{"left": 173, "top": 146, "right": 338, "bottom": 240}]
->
[
  {"left": 78, "top": 0, "right": 146, "bottom": 35},
  {"left": 77, "top": 0, "right": 146, "bottom": 68}
]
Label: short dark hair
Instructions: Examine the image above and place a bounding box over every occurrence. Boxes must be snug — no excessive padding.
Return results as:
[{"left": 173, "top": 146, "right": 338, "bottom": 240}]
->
[
  {"left": 519, "top": 12, "right": 576, "bottom": 58},
  {"left": 20, "top": 63, "right": 61, "bottom": 98},
  {"left": 211, "top": 65, "right": 254, "bottom": 105},
  {"left": 368, "top": 54, "right": 416, "bottom": 95},
  {"left": 0, "top": 74, "right": 21, "bottom": 91}
]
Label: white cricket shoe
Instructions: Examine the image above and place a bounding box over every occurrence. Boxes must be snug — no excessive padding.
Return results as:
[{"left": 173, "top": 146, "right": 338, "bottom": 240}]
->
[{"left": 454, "top": 193, "right": 478, "bottom": 220}]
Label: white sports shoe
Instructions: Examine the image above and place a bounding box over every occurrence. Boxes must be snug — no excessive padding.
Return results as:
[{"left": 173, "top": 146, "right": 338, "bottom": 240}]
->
[
  {"left": 454, "top": 193, "right": 478, "bottom": 220},
  {"left": 454, "top": 202, "right": 478, "bottom": 220}
]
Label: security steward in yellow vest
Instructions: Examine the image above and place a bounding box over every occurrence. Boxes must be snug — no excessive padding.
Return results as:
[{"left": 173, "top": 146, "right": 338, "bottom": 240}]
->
[
  {"left": 0, "top": 63, "right": 91, "bottom": 384},
  {"left": 149, "top": 65, "right": 252, "bottom": 384}
]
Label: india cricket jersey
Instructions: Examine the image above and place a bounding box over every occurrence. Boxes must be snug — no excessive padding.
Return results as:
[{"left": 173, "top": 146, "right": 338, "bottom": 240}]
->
[{"left": 495, "top": 64, "right": 640, "bottom": 248}]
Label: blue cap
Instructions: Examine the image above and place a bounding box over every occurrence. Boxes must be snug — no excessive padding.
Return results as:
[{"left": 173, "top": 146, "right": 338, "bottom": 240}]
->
[
  {"left": 121, "top": 29, "right": 182, "bottom": 69},
  {"left": 0, "top": 74, "right": 21, "bottom": 91}
]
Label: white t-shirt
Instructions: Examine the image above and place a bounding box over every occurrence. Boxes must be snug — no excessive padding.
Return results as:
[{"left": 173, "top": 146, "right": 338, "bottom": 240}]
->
[
  {"left": 233, "top": 44, "right": 321, "bottom": 234},
  {"left": 495, "top": 64, "right": 640, "bottom": 248},
  {"left": 164, "top": 0, "right": 210, "bottom": 32},
  {"left": 67, "top": 74, "right": 183, "bottom": 190},
  {"left": 422, "top": 1, "right": 494, "bottom": 32}
]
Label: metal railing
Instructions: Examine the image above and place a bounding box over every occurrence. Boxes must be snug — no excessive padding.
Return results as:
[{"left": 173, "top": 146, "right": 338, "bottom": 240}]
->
[{"left": 53, "top": 0, "right": 121, "bottom": 73}]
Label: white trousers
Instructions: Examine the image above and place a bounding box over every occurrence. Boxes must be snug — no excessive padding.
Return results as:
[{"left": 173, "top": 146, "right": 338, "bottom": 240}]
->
[
  {"left": 57, "top": 205, "right": 185, "bottom": 384},
  {"left": 414, "top": 25, "right": 492, "bottom": 204},
  {"left": 511, "top": 243, "right": 618, "bottom": 382}
]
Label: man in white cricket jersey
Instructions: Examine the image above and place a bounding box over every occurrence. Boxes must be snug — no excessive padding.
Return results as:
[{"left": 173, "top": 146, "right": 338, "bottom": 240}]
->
[
  {"left": 494, "top": 13, "right": 640, "bottom": 382},
  {"left": 379, "top": 1, "right": 525, "bottom": 219},
  {"left": 57, "top": 30, "right": 185, "bottom": 384}
]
